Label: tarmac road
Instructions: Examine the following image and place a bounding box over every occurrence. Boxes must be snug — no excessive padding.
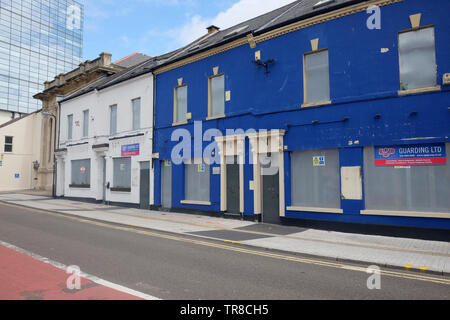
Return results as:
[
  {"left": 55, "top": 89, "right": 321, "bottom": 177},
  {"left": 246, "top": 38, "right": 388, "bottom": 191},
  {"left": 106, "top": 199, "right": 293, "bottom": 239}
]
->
[{"left": 0, "top": 202, "right": 449, "bottom": 300}]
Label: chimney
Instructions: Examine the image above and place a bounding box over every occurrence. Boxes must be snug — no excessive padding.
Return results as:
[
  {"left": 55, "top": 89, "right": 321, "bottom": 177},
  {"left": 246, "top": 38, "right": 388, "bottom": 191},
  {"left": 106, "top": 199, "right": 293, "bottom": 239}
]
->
[
  {"left": 99, "top": 52, "right": 112, "bottom": 66},
  {"left": 207, "top": 25, "right": 220, "bottom": 34}
]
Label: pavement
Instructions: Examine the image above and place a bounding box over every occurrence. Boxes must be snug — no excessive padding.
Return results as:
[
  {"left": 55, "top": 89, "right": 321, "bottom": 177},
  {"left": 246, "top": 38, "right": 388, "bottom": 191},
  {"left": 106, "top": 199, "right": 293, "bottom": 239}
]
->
[{"left": 0, "top": 192, "right": 449, "bottom": 277}]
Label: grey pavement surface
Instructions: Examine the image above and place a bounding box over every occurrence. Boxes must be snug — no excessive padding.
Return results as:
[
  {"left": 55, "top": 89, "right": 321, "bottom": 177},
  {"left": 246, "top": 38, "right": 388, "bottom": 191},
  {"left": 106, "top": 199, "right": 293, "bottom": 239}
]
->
[
  {"left": 0, "top": 193, "right": 449, "bottom": 276},
  {"left": 0, "top": 200, "right": 449, "bottom": 300}
]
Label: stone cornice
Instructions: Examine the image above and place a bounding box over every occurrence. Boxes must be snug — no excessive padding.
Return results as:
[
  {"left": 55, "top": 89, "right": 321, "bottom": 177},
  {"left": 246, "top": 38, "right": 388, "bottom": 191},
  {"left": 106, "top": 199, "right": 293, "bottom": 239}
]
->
[{"left": 34, "top": 52, "right": 124, "bottom": 100}]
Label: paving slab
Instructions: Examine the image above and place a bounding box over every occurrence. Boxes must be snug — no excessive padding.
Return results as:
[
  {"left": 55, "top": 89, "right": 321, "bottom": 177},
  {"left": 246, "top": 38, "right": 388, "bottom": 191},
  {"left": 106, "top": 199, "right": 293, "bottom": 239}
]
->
[{"left": 188, "top": 229, "right": 273, "bottom": 242}]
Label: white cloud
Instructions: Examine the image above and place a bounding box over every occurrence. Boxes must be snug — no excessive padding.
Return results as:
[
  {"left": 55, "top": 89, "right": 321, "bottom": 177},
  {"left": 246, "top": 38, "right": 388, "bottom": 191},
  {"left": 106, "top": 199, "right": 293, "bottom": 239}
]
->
[{"left": 174, "top": 0, "right": 296, "bottom": 46}]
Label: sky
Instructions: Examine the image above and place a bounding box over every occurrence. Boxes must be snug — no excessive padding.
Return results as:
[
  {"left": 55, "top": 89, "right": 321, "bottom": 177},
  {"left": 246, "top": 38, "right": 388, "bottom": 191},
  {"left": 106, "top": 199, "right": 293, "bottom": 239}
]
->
[{"left": 79, "top": 0, "right": 296, "bottom": 62}]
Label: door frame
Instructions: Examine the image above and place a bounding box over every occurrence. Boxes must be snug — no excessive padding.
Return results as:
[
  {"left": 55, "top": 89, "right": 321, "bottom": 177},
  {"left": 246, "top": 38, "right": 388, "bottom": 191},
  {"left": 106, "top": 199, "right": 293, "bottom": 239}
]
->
[
  {"left": 226, "top": 155, "right": 240, "bottom": 214},
  {"left": 248, "top": 130, "right": 286, "bottom": 219},
  {"left": 161, "top": 160, "right": 172, "bottom": 209},
  {"left": 102, "top": 156, "right": 107, "bottom": 202},
  {"left": 55, "top": 153, "right": 66, "bottom": 197},
  {"left": 139, "top": 161, "right": 150, "bottom": 209},
  {"left": 215, "top": 135, "right": 245, "bottom": 213},
  {"left": 93, "top": 149, "right": 108, "bottom": 203},
  {"left": 261, "top": 169, "right": 280, "bottom": 224}
]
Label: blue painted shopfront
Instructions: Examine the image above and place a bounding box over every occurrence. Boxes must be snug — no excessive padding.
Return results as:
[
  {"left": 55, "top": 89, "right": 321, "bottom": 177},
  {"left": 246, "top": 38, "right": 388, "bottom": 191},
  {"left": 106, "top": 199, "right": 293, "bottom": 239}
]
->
[{"left": 153, "top": 0, "right": 450, "bottom": 230}]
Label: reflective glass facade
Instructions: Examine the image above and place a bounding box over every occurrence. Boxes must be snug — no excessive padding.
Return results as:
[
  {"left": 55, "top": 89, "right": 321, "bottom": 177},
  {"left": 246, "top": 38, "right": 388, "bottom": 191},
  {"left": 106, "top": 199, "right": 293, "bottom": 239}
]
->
[{"left": 0, "top": 0, "right": 83, "bottom": 114}]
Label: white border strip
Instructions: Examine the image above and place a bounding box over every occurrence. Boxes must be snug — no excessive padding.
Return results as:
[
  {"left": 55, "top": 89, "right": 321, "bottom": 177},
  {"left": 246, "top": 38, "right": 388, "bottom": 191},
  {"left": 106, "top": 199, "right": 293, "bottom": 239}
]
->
[
  {"left": 286, "top": 206, "right": 343, "bottom": 214},
  {"left": 361, "top": 210, "right": 450, "bottom": 219},
  {"left": 0, "top": 240, "right": 161, "bottom": 300}
]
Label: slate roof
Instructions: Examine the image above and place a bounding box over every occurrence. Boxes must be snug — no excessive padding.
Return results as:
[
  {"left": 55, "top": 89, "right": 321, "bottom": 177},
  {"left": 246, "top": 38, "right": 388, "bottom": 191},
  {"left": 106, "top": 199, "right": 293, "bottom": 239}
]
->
[
  {"left": 156, "top": 0, "right": 363, "bottom": 69},
  {"left": 114, "top": 52, "right": 152, "bottom": 68},
  {"left": 59, "top": 48, "right": 185, "bottom": 103},
  {"left": 59, "top": 57, "right": 154, "bottom": 103},
  {"left": 59, "top": 0, "right": 364, "bottom": 103}
]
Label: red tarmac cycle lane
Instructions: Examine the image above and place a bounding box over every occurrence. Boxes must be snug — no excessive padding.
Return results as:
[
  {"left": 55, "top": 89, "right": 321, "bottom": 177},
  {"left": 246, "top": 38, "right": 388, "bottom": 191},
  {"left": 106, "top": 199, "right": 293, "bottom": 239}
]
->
[{"left": 0, "top": 244, "right": 142, "bottom": 300}]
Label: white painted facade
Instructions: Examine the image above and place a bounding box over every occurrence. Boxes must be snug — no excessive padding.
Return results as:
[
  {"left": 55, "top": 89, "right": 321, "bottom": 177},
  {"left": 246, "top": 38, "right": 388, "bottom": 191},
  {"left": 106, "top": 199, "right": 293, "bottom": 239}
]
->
[{"left": 56, "top": 73, "right": 154, "bottom": 206}]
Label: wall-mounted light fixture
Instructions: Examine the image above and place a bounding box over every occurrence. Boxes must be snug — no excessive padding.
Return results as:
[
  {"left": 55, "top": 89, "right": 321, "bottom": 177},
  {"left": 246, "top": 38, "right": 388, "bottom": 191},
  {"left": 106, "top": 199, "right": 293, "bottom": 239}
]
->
[{"left": 252, "top": 58, "right": 275, "bottom": 74}]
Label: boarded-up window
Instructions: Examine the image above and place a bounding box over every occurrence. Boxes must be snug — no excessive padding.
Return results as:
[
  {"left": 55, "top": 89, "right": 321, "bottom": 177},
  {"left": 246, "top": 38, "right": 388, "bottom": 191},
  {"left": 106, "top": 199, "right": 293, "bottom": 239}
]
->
[
  {"left": 364, "top": 145, "right": 450, "bottom": 212},
  {"left": 175, "top": 86, "right": 187, "bottom": 123},
  {"left": 291, "top": 149, "right": 340, "bottom": 209},
  {"left": 113, "top": 157, "right": 131, "bottom": 189},
  {"left": 304, "top": 50, "right": 330, "bottom": 104},
  {"left": 71, "top": 159, "right": 90, "bottom": 186},
  {"left": 185, "top": 161, "right": 210, "bottom": 202},
  {"left": 110, "top": 105, "right": 117, "bottom": 135},
  {"left": 132, "top": 98, "right": 141, "bottom": 130},
  {"left": 209, "top": 75, "right": 225, "bottom": 117},
  {"left": 399, "top": 27, "right": 437, "bottom": 91}
]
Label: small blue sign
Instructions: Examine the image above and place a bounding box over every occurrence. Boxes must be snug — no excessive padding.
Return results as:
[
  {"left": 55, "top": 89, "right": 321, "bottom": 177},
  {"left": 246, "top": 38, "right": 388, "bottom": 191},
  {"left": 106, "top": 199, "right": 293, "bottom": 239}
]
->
[{"left": 14, "top": 173, "right": 20, "bottom": 179}]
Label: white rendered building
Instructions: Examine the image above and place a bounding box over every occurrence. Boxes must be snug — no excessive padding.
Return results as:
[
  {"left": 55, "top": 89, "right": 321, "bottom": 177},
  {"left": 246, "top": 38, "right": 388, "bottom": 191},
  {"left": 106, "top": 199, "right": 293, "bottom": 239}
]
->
[{"left": 55, "top": 59, "right": 156, "bottom": 208}]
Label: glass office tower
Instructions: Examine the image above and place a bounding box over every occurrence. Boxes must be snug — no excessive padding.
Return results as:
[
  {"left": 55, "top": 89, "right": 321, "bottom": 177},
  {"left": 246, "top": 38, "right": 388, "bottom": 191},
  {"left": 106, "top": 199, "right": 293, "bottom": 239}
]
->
[{"left": 0, "top": 0, "right": 83, "bottom": 115}]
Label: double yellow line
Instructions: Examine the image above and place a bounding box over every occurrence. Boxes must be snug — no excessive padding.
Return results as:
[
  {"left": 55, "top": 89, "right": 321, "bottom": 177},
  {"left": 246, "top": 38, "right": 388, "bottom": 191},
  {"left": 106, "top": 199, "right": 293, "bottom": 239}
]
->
[{"left": 2, "top": 201, "right": 450, "bottom": 286}]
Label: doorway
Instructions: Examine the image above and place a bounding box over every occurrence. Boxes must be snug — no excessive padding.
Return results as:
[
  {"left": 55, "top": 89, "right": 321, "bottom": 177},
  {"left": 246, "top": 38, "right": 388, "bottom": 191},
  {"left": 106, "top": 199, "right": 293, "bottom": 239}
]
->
[
  {"left": 261, "top": 153, "right": 280, "bottom": 224},
  {"left": 262, "top": 172, "right": 280, "bottom": 224},
  {"left": 102, "top": 157, "right": 106, "bottom": 202},
  {"left": 139, "top": 161, "right": 150, "bottom": 209},
  {"left": 226, "top": 156, "right": 240, "bottom": 214},
  {"left": 161, "top": 160, "right": 172, "bottom": 209}
]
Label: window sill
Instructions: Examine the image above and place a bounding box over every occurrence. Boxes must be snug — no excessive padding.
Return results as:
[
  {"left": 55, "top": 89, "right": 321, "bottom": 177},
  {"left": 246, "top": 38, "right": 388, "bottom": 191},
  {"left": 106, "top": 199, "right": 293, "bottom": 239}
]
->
[
  {"left": 301, "top": 100, "right": 332, "bottom": 108},
  {"left": 361, "top": 209, "right": 450, "bottom": 219},
  {"left": 286, "top": 206, "right": 343, "bottom": 214},
  {"left": 110, "top": 187, "right": 131, "bottom": 192},
  {"left": 181, "top": 200, "right": 212, "bottom": 206},
  {"left": 398, "top": 85, "right": 441, "bottom": 96},
  {"left": 69, "top": 184, "right": 91, "bottom": 189},
  {"left": 172, "top": 121, "right": 188, "bottom": 127},
  {"left": 206, "top": 115, "right": 226, "bottom": 121}
]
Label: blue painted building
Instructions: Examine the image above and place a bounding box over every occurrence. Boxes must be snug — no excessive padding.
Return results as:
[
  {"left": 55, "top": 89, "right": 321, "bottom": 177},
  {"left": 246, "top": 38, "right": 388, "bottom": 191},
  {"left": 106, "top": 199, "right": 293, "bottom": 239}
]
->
[{"left": 152, "top": 0, "right": 450, "bottom": 231}]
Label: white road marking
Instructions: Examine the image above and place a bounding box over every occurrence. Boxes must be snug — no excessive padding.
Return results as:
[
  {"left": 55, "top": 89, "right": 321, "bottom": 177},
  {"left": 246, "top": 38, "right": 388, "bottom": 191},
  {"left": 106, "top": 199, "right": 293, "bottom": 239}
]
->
[{"left": 0, "top": 240, "right": 161, "bottom": 300}]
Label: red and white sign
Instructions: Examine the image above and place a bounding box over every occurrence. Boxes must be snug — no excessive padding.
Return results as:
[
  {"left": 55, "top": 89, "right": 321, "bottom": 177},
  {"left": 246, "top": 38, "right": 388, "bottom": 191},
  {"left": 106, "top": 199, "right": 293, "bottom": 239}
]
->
[
  {"left": 80, "top": 166, "right": 86, "bottom": 173},
  {"left": 375, "top": 143, "right": 447, "bottom": 166}
]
